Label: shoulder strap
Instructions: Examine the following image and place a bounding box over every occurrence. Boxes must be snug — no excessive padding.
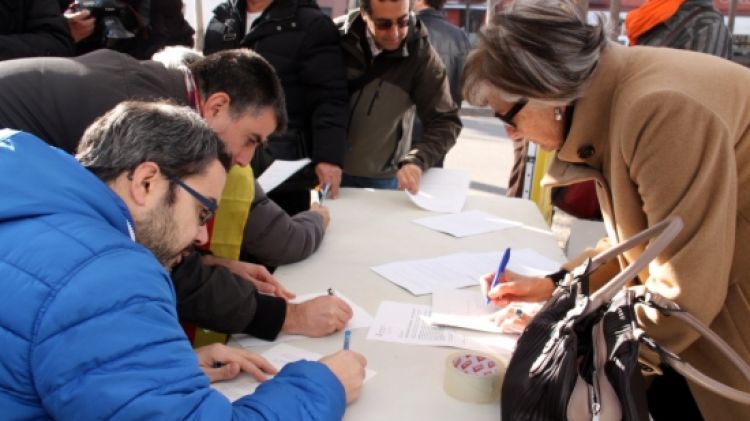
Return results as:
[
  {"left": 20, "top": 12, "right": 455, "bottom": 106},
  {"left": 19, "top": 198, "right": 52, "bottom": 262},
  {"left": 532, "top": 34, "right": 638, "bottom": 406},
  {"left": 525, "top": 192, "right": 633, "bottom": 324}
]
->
[
  {"left": 585, "top": 216, "right": 683, "bottom": 312},
  {"left": 636, "top": 299, "right": 750, "bottom": 404},
  {"left": 660, "top": 5, "right": 719, "bottom": 47}
]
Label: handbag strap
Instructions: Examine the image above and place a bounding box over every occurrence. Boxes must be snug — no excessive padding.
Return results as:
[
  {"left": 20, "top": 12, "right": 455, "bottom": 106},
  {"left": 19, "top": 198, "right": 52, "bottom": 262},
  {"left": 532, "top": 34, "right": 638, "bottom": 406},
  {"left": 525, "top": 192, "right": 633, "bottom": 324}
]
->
[
  {"left": 584, "top": 216, "right": 684, "bottom": 312},
  {"left": 636, "top": 300, "right": 750, "bottom": 404}
]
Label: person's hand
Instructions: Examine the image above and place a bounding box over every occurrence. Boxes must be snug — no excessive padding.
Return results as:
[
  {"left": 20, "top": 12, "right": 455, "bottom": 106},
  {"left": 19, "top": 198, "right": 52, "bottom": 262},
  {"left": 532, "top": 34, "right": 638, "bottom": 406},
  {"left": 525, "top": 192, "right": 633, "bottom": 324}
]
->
[
  {"left": 202, "top": 255, "right": 296, "bottom": 300},
  {"left": 315, "top": 162, "right": 342, "bottom": 199},
  {"left": 195, "top": 343, "right": 278, "bottom": 383},
  {"left": 282, "top": 295, "right": 353, "bottom": 336},
  {"left": 396, "top": 163, "right": 423, "bottom": 194},
  {"left": 320, "top": 350, "right": 367, "bottom": 404},
  {"left": 481, "top": 269, "right": 555, "bottom": 307},
  {"left": 309, "top": 202, "right": 330, "bottom": 229},
  {"left": 64, "top": 9, "right": 95, "bottom": 42},
  {"left": 488, "top": 302, "right": 543, "bottom": 333}
]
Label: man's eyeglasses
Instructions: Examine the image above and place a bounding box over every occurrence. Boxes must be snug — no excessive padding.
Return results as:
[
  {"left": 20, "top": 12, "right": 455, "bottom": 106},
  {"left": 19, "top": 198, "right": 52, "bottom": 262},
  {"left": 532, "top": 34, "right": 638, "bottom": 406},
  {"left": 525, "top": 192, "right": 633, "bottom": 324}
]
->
[
  {"left": 372, "top": 15, "right": 410, "bottom": 30},
  {"left": 494, "top": 98, "right": 528, "bottom": 129},
  {"left": 167, "top": 176, "right": 217, "bottom": 226}
]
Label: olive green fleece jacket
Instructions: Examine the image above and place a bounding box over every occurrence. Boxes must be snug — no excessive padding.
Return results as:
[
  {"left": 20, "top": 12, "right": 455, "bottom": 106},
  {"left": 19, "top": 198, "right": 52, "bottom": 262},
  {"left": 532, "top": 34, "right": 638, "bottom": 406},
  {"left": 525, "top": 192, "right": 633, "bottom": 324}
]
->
[{"left": 339, "top": 12, "right": 462, "bottom": 179}]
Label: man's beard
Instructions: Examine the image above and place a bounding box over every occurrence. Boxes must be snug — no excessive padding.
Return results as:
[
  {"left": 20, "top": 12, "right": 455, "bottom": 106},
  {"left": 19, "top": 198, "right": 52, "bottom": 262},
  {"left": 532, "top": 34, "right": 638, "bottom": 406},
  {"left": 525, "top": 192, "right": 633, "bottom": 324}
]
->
[{"left": 134, "top": 199, "right": 188, "bottom": 268}]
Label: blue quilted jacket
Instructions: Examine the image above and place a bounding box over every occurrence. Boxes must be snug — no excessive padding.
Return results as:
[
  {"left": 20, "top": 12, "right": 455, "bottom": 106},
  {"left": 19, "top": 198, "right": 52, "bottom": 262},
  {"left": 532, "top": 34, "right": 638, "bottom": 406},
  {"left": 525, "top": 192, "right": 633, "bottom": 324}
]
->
[{"left": 0, "top": 130, "right": 346, "bottom": 420}]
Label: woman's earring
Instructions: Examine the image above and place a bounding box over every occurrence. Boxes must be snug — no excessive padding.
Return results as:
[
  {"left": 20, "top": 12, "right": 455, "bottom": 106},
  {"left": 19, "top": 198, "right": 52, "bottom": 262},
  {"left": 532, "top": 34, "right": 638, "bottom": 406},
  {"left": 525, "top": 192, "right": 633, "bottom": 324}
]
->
[{"left": 554, "top": 107, "right": 563, "bottom": 121}]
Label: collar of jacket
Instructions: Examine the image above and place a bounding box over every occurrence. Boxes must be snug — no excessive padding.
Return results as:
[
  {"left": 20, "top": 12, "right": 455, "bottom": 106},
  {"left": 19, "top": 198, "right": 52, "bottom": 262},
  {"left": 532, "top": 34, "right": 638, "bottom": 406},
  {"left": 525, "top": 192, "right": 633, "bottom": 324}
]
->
[
  {"left": 542, "top": 42, "right": 626, "bottom": 188},
  {"left": 416, "top": 8, "right": 444, "bottom": 20},
  {"left": 343, "top": 12, "right": 427, "bottom": 60},
  {"left": 255, "top": 0, "right": 318, "bottom": 24}
]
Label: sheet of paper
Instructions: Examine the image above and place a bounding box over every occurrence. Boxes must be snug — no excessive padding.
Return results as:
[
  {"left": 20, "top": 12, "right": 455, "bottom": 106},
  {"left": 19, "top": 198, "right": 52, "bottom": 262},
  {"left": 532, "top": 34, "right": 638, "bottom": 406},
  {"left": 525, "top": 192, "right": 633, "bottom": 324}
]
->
[
  {"left": 427, "top": 289, "right": 503, "bottom": 333},
  {"left": 366, "top": 301, "right": 518, "bottom": 357},
  {"left": 413, "top": 210, "right": 522, "bottom": 237},
  {"left": 233, "top": 291, "right": 375, "bottom": 348},
  {"left": 256, "top": 158, "right": 311, "bottom": 192},
  {"left": 370, "top": 248, "right": 562, "bottom": 296},
  {"left": 212, "top": 343, "right": 377, "bottom": 402},
  {"left": 406, "top": 168, "right": 471, "bottom": 213},
  {"left": 371, "top": 252, "right": 495, "bottom": 295}
]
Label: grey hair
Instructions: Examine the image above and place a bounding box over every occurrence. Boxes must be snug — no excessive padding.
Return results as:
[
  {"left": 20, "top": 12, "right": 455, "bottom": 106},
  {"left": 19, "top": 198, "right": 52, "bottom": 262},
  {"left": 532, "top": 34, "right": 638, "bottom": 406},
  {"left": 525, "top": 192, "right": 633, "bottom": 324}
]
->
[
  {"left": 151, "top": 45, "right": 204, "bottom": 68},
  {"left": 462, "top": 0, "right": 610, "bottom": 105},
  {"left": 76, "top": 101, "right": 232, "bottom": 197}
]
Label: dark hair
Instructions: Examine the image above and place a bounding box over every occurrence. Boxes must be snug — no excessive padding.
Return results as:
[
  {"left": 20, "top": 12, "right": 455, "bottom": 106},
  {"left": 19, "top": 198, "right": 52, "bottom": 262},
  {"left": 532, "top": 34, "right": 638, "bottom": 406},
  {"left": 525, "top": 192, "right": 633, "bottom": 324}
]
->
[
  {"left": 188, "top": 49, "right": 288, "bottom": 132},
  {"left": 361, "top": 0, "right": 413, "bottom": 15},
  {"left": 76, "top": 101, "right": 232, "bottom": 194},
  {"left": 424, "top": 0, "right": 447, "bottom": 11}
]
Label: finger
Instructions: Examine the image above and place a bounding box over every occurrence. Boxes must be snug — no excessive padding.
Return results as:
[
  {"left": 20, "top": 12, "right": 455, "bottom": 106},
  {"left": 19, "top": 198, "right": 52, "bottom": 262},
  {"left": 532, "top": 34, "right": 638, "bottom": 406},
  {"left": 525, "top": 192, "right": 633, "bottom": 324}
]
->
[
  {"left": 479, "top": 272, "right": 494, "bottom": 297},
  {"left": 205, "top": 363, "right": 241, "bottom": 382},
  {"left": 237, "top": 360, "right": 271, "bottom": 382},
  {"left": 329, "top": 179, "right": 341, "bottom": 198},
  {"left": 335, "top": 298, "right": 354, "bottom": 319},
  {"left": 279, "top": 286, "right": 296, "bottom": 300},
  {"left": 490, "top": 281, "right": 526, "bottom": 299},
  {"left": 253, "top": 281, "right": 276, "bottom": 295}
]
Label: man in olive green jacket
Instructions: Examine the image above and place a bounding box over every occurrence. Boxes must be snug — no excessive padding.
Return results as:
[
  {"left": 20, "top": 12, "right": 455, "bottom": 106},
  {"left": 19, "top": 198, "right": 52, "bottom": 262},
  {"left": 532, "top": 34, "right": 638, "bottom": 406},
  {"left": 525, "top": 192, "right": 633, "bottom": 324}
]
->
[{"left": 339, "top": 0, "right": 462, "bottom": 193}]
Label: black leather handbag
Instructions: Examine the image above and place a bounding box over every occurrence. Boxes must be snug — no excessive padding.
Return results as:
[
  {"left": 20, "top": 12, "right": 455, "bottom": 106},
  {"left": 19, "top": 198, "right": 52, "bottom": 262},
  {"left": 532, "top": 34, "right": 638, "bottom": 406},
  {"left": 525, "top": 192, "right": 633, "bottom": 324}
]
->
[{"left": 501, "top": 216, "right": 750, "bottom": 420}]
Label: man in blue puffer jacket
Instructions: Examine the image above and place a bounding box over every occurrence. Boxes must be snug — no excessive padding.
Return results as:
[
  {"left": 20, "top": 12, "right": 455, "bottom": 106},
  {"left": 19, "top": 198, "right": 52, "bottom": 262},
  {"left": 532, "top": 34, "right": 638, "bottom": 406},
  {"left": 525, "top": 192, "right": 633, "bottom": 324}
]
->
[{"left": 0, "top": 101, "right": 366, "bottom": 419}]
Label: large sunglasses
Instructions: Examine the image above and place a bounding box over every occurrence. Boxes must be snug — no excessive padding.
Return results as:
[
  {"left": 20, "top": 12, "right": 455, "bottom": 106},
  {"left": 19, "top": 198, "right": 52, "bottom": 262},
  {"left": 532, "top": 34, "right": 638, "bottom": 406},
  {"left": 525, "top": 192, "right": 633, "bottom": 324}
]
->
[
  {"left": 372, "top": 15, "right": 410, "bottom": 30},
  {"left": 494, "top": 98, "right": 529, "bottom": 129},
  {"left": 167, "top": 176, "right": 217, "bottom": 226}
]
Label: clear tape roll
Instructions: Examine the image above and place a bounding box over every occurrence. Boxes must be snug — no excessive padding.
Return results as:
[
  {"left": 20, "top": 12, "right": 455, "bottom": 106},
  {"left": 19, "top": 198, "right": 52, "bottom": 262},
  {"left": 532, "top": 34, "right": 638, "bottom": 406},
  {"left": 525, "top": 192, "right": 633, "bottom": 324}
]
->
[{"left": 443, "top": 352, "right": 505, "bottom": 404}]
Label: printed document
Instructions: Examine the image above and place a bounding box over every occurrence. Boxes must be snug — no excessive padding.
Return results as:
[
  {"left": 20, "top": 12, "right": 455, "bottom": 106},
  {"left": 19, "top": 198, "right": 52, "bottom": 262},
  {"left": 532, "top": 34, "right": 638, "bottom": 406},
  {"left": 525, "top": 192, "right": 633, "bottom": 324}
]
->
[
  {"left": 406, "top": 168, "right": 471, "bottom": 213},
  {"left": 413, "top": 210, "right": 522, "bottom": 237},
  {"left": 427, "top": 288, "right": 503, "bottom": 333},
  {"left": 256, "top": 158, "right": 311, "bottom": 192},
  {"left": 366, "top": 301, "right": 518, "bottom": 357},
  {"left": 212, "top": 343, "right": 377, "bottom": 402},
  {"left": 233, "top": 291, "right": 374, "bottom": 348},
  {"left": 370, "top": 248, "right": 562, "bottom": 296}
]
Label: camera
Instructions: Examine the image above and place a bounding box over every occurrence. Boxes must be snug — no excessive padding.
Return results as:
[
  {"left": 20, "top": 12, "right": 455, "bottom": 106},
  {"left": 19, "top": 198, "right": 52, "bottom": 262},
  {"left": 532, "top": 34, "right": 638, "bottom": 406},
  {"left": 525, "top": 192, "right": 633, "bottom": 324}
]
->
[{"left": 73, "top": 0, "right": 136, "bottom": 42}]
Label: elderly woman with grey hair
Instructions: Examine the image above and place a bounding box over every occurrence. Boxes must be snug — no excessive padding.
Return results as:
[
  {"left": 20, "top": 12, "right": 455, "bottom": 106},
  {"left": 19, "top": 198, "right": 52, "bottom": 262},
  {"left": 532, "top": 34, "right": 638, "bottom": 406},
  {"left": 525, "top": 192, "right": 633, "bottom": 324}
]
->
[{"left": 466, "top": 0, "right": 750, "bottom": 419}]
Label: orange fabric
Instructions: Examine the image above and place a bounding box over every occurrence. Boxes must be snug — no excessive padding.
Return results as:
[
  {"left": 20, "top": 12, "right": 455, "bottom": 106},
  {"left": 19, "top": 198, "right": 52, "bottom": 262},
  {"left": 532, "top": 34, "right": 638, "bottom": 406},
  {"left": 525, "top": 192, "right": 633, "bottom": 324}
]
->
[{"left": 625, "top": 0, "right": 686, "bottom": 45}]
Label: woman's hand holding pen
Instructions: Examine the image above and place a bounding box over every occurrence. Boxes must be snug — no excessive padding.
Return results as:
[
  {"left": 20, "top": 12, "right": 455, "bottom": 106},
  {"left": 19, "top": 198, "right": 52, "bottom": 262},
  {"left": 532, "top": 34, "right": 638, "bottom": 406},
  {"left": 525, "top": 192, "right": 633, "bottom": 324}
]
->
[
  {"left": 195, "top": 343, "right": 278, "bottom": 383},
  {"left": 481, "top": 270, "right": 555, "bottom": 307}
]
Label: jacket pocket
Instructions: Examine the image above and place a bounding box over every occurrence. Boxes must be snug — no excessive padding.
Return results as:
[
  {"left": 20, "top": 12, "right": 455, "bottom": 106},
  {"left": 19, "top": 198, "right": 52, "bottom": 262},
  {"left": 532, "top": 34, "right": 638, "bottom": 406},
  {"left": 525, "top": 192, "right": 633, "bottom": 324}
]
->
[{"left": 366, "top": 79, "right": 385, "bottom": 116}]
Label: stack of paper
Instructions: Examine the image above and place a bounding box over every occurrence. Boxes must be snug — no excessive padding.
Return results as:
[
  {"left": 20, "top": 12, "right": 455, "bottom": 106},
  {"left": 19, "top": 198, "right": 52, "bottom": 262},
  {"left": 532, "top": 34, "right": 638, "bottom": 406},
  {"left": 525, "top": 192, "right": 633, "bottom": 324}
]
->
[{"left": 366, "top": 301, "right": 518, "bottom": 358}]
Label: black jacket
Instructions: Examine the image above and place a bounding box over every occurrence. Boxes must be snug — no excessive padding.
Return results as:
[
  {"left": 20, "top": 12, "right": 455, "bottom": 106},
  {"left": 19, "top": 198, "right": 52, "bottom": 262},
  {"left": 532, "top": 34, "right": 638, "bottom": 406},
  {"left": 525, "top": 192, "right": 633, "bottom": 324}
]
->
[
  {"left": 415, "top": 9, "right": 470, "bottom": 104},
  {"left": 0, "top": 0, "right": 74, "bottom": 60},
  {"left": 0, "top": 50, "right": 288, "bottom": 340},
  {"left": 204, "top": 0, "right": 348, "bottom": 189}
]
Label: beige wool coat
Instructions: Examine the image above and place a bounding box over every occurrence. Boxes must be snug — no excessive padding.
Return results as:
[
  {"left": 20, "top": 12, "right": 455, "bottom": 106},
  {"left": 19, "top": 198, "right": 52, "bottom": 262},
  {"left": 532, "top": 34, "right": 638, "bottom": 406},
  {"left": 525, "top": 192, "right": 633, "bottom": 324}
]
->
[{"left": 542, "top": 43, "right": 750, "bottom": 420}]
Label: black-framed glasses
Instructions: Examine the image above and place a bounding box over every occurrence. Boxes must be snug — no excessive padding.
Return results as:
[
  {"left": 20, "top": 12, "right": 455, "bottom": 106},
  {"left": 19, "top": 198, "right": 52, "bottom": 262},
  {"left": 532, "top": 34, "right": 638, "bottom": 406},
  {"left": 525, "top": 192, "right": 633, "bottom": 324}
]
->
[
  {"left": 494, "top": 98, "right": 529, "bottom": 129},
  {"left": 372, "top": 15, "right": 410, "bottom": 30},
  {"left": 167, "top": 176, "right": 217, "bottom": 226}
]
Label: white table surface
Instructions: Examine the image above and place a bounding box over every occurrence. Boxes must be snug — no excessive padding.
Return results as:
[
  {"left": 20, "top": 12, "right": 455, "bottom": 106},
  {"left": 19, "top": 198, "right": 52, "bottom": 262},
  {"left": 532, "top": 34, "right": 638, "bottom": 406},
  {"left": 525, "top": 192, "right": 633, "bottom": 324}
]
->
[{"left": 242, "top": 188, "right": 565, "bottom": 420}]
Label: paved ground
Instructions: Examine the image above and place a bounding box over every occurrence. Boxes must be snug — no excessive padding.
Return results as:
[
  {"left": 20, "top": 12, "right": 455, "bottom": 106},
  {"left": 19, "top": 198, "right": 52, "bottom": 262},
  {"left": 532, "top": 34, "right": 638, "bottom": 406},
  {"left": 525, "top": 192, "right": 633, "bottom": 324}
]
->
[{"left": 443, "top": 108, "right": 606, "bottom": 257}]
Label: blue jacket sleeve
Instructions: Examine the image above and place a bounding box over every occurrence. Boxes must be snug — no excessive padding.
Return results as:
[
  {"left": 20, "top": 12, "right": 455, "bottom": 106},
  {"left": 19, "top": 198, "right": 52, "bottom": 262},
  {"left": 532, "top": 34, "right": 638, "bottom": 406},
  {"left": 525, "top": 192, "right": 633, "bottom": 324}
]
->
[{"left": 31, "top": 249, "right": 345, "bottom": 420}]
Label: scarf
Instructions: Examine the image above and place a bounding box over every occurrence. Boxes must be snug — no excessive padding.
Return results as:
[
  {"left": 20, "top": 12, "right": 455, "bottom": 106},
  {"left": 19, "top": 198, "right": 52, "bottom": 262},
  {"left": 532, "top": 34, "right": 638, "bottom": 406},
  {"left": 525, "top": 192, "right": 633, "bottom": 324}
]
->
[{"left": 625, "top": 0, "right": 686, "bottom": 45}]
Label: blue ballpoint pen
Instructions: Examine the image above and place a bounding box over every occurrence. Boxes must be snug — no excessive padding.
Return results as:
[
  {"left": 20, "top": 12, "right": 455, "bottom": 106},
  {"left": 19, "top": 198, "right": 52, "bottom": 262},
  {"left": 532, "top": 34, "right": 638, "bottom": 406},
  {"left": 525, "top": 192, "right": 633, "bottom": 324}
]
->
[
  {"left": 486, "top": 247, "right": 511, "bottom": 304},
  {"left": 343, "top": 329, "right": 351, "bottom": 350},
  {"left": 320, "top": 182, "right": 331, "bottom": 204}
]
